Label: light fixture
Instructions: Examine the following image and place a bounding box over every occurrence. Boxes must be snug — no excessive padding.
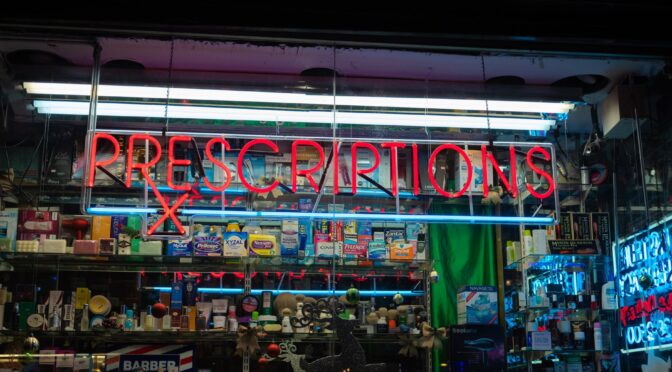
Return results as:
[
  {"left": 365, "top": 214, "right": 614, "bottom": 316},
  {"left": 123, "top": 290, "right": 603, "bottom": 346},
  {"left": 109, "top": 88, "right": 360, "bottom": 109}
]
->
[
  {"left": 24, "top": 82, "right": 574, "bottom": 114},
  {"left": 148, "top": 287, "right": 423, "bottom": 297},
  {"left": 178, "top": 208, "right": 555, "bottom": 225},
  {"left": 33, "top": 100, "right": 555, "bottom": 131}
]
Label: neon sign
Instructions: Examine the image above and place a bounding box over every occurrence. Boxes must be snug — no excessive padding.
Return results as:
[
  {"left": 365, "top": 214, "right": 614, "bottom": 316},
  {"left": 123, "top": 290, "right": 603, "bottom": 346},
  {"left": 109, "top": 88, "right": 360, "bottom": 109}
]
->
[
  {"left": 84, "top": 132, "right": 558, "bottom": 235},
  {"left": 618, "top": 224, "right": 672, "bottom": 347}
]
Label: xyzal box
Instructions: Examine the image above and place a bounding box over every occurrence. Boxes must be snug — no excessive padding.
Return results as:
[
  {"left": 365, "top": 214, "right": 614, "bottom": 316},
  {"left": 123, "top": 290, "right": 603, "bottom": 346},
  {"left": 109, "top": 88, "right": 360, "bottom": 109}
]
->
[{"left": 457, "top": 285, "right": 498, "bottom": 325}]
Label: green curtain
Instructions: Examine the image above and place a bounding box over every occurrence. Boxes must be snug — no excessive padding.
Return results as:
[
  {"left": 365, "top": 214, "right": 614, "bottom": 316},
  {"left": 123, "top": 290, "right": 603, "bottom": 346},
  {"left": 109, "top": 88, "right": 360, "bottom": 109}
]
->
[{"left": 429, "top": 204, "right": 497, "bottom": 370}]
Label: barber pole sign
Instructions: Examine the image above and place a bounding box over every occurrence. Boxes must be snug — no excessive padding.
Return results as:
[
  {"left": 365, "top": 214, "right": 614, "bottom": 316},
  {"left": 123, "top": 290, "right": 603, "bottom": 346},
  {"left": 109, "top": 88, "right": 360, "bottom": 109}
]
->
[{"left": 105, "top": 344, "right": 193, "bottom": 372}]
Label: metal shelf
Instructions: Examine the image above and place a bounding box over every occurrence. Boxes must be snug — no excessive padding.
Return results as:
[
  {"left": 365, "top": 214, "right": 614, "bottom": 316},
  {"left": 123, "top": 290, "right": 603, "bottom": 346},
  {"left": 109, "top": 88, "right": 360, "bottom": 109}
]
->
[
  {"left": 0, "top": 253, "right": 433, "bottom": 275},
  {"left": 0, "top": 330, "right": 413, "bottom": 345}
]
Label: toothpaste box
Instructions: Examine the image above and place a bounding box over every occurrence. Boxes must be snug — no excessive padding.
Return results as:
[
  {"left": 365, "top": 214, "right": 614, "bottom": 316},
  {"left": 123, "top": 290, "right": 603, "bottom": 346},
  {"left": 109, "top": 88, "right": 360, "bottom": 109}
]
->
[
  {"left": 194, "top": 236, "right": 222, "bottom": 256},
  {"left": 248, "top": 234, "right": 277, "bottom": 256},
  {"left": 223, "top": 232, "right": 248, "bottom": 256},
  {"left": 281, "top": 219, "right": 299, "bottom": 256}
]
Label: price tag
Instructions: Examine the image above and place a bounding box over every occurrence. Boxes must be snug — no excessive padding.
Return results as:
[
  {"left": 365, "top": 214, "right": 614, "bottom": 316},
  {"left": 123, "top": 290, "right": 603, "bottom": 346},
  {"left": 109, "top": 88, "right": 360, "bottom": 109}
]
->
[{"left": 531, "top": 331, "right": 552, "bottom": 351}]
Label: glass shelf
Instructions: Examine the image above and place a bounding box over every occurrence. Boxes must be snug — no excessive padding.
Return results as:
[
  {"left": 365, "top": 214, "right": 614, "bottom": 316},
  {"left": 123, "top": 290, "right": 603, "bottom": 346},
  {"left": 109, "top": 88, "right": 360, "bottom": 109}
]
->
[
  {"left": 504, "top": 254, "right": 611, "bottom": 271},
  {"left": 0, "top": 253, "right": 433, "bottom": 275},
  {"left": 0, "top": 330, "right": 415, "bottom": 345}
]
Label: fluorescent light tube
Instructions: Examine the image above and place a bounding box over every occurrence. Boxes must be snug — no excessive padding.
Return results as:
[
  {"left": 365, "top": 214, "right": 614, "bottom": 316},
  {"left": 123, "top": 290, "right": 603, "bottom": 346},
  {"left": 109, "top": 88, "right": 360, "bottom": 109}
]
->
[
  {"left": 179, "top": 208, "right": 555, "bottom": 225},
  {"left": 24, "top": 82, "right": 574, "bottom": 114},
  {"left": 33, "top": 100, "right": 554, "bottom": 131}
]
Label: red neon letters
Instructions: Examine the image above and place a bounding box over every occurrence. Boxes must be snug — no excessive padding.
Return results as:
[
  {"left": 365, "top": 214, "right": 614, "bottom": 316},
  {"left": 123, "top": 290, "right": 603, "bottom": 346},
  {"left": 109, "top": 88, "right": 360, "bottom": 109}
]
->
[
  {"left": 482, "top": 145, "right": 518, "bottom": 198},
  {"left": 204, "top": 138, "right": 232, "bottom": 192},
  {"left": 291, "top": 140, "right": 325, "bottom": 193},
  {"left": 526, "top": 146, "right": 555, "bottom": 199},
  {"left": 87, "top": 134, "right": 558, "bottom": 234},
  {"left": 167, "top": 136, "right": 193, "bottom": 191},
  {"left": 88, "top": 133, "right": 121, "bottom": 187},
  {"left": 428, "top": 144, "right": 472, "bottom": 198}
]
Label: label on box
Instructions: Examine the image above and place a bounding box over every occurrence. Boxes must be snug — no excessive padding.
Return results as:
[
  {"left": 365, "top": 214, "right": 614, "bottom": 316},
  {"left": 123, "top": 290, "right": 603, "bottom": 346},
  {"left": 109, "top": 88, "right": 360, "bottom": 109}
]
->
[
  {"left": 531, "top": 331, "right": 552, "bottom": 350},
  {"left": 248, "top": 234, "right": 277, "bottom": 256},
  {"left": 548, "top": 240, "right": 598, "bottom": 254},
  {"left": 390, "top": 243, "right": 415, "bottom": 260},
  {"left": 194, "top": 236, "right": 222, "bottom": 256},
  {"left": 117, "top": 234, "right": 132, "bottom": 255},
  {"left": 368, "top": 241, "right": 387, "bottom": 260},
  {"left": 281, "top": 219, "right": 299, "bottom": 256},
  {"left": 316, "top": 240, "right": 343, "bottom": 258},
  {"left": 223, "top": 232, "right": 247, "bottom": 256},
  {"left": 384, "top": 229, "right": 405, "bottom": 245},
  {"left": 99, "top": 238, "right": 116, "bottom": 255},
  {"left": 167, "top": 236, "right": 192, "bottom": 256}
]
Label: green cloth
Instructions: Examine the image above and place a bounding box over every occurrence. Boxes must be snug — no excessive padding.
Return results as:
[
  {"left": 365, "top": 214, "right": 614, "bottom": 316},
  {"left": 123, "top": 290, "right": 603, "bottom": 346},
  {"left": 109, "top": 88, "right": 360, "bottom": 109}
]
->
[{"left": 429, "top": 204, "right": 496, "bottom": 370}]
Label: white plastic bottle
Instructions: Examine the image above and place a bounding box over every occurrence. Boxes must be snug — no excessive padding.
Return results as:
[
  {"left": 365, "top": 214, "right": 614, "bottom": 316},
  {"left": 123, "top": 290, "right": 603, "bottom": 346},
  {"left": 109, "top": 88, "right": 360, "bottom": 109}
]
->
[
  {"left": 601, "top": 275, "right": 618, "bottom": 310},
  {"left": 594, "top": 322, "right": 603, "bottom": 351},
  {"left": 523, "top": 230, "right": 534, "bottom": 257}
]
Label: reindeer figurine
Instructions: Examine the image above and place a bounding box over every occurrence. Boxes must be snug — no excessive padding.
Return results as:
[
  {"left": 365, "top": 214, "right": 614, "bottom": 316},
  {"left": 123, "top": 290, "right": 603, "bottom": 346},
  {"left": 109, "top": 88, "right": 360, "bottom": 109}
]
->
[{"left": 293, "top": 297, "right": 386, "bottom": 372}]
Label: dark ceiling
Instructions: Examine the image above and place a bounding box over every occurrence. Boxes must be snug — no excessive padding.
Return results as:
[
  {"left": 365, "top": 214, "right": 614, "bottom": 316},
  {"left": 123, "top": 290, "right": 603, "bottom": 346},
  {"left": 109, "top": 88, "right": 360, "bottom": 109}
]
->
[{"left": 1, "top": 2, "right": 672, "bottom": 57}]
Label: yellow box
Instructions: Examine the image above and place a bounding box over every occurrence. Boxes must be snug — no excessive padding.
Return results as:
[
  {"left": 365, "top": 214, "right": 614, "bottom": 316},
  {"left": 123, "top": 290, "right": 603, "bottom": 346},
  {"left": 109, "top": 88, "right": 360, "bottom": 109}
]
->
[
  {"left": 75, "top": 288, "right": 91, "bottom": 310},
  {"left": 91, "top": 216, "right": 111, "bottom": 241},
  {"left": 248, "top": 234, "right": 277, "bottom": 256}
]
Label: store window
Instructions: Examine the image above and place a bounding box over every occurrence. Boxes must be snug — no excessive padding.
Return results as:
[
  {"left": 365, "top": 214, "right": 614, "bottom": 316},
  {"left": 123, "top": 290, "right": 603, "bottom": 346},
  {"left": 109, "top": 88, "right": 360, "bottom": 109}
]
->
[{"left": 0, "top": 32, "right": 668, "bottom": 372}]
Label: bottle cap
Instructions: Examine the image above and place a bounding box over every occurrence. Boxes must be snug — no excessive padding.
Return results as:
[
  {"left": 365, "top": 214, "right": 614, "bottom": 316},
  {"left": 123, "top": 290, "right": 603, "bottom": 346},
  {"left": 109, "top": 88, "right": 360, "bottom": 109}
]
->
[
  {"left": 524, "top": 230, "right": 532, "bottom": 236},
  {"left": 594, "top": 322, "right": 601, "bottom": 329},
  {"left": 252, "top": 311, "right": 259, "bottom": 321}
]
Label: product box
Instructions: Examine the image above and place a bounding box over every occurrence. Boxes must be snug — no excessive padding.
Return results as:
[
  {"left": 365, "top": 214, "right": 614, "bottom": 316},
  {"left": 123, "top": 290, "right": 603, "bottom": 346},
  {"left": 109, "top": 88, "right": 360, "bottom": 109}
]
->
[
  {"left": 315, "top": 239, "right": 343, "bottom": 259},
  {"left": 138, "top": 240, "right": 163, "bottom": 256},
  {"left": 110, "top": 216, "right": 127, "bottom": 239},
  {"left": 223, "top": 232, "right": 247, "bottom": 256},
  {"left": 455, "top": 149, "right": 493, "bottom": 194},
  {"left": 558, "top": 213, "right": 573, "bottom": 239},
  {"left": 99, "top": 238, "right": 116, "bottom": 255},
  {"left": 531, "top": 229, "right": 549, "bottom": 255},
  {"left": 572, "top": 212, "right": 592, "bottom": 240},
  {"left": 117, "top": 234, "right": 132, "bottom": 255},
  {"left": 75, "top": 288, "right": 91, "bottom": 310},
  {"left": 447, "top": 325, "right": 505, "bottom": 372},
  {"left": 280, "top": 219, "right": 299, "bottom": 256},
  {"left": 18, "top": 209, "right": 60, "bottom": 248},
  {"left": 42, "top": 239, "right": 67, "bottom": 253},
  {"left": 193, "top": 236, "right": 222, "bottom": 256},
  {"left": 390, "top": 243, "right": 415, "bottom": 261},
  {"left": 593, "top": 212, "right": 611, "bottom": 255},
  {"left": 384, "top": 228, "right": 405, "bottom": 246},
  {"left": 91, "top": 216, "right": 112, "bottom": 241},
  {"left": 457, "top": 285, "right": 498, "bottom": 325},
  {"left": 368, "top": 241, "right": 387, "bottom": 260},
  {"left": 0, "top": 208, "right": 18, "bottom": 252},
  {"left": 248, "top": 234, "right": 277, "bottom": 256},
  {"left": 73, "top": 240, "right": 98, "bottom": 255},
  {"left": 298, "top": 220, "right": 312, "bottom": 257},
  {"left": 167, "top": 227, "right": 193, "bottom": 256}
]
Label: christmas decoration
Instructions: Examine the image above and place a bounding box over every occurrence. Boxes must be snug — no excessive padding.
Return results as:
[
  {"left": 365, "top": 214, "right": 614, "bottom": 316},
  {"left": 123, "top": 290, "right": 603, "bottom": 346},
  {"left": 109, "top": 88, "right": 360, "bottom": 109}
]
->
[
  {"left": 267, "top": 343, "right": 281, "bottom": 358},
  {"left": 429, "top": 270, "right": 439, "bottom": 284},
  {"left": 346, "top": 287, "right": 360, "bottom": 305},
  {"left": 23, "top": 335, "right": 39, "bottom": 354},
  {"left": 393, "top": 293, "right": 404, "bottom": 305},
  {"left": 293, "top": 297, "right": 386, "bottom": 372},
  {"left": 417, "top": 322, "right": 447, "bottom": 350},
  {"left": 235, "top": 325, "right": 265, "bottom": 356},
  {"left": 398, "top": 334, "right": 419, "bottom": 358},
  {"left": 151, "top": 302, "right": 168, "bottom": 318},
  {"left": 260, "top": 339, "right": 307, "bottom": 372}
]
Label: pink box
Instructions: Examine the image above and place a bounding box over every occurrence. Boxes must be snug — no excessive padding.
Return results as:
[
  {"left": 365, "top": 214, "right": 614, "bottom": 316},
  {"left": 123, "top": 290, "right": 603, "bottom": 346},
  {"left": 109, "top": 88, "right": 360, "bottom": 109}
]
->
[
  {"left": 18, "top": 209, "right": 59, "bottom": 247},
  {"left": 73, "top": 240, "right": 98, "bottom": 255}
]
